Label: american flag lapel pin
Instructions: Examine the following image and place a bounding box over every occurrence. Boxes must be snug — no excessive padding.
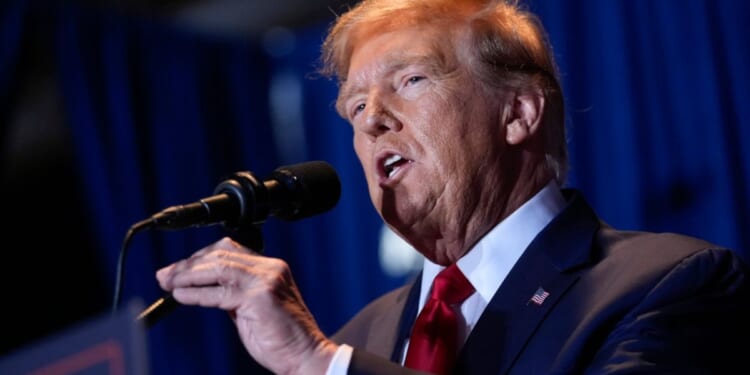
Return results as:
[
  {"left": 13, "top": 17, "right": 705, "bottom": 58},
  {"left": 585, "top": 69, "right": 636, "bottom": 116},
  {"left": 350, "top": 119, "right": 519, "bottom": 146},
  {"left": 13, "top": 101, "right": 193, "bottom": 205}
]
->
[{"left": 527, "top": 286, "right": 550, "bottom": 306}]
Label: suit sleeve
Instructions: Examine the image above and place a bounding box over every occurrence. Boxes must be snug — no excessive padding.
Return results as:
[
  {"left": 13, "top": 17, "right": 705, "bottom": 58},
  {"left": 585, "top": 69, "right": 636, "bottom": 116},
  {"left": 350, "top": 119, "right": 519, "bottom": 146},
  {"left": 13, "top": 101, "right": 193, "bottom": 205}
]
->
[
  {"left": 582, "top": 248, "right": 750, "bottom": 374},
  {"left": 330, "top": 285, "right": 425, "bottom": 375}
]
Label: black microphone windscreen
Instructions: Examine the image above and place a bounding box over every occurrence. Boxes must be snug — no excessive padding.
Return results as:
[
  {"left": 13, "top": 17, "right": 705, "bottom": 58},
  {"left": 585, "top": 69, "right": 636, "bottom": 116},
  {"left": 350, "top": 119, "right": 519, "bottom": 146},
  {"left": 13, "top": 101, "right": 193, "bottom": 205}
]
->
[{"left": 266, "top": 160, "right": 341, "bottom": 220}]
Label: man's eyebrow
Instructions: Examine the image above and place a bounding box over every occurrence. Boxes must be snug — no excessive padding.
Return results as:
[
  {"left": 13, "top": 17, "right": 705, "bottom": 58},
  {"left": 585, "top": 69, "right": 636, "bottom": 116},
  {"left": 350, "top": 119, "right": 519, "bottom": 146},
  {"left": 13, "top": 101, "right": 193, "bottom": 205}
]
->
[
  {"left": 336, "top": 80, "right": 359, "bottom": 117},
  {"left": 337, "top": 53, "right": 437, "bottom": 110},
  {"left": 336, "top": 80, "right": 359, "bottom": 112}
]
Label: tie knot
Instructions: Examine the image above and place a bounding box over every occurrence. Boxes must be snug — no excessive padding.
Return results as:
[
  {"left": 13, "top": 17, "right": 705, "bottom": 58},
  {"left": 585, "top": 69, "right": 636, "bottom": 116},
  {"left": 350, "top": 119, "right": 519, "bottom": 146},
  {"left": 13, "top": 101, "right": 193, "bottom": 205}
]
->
[{"left": 431, "top": 264, "right": 474, "bottom": 305}]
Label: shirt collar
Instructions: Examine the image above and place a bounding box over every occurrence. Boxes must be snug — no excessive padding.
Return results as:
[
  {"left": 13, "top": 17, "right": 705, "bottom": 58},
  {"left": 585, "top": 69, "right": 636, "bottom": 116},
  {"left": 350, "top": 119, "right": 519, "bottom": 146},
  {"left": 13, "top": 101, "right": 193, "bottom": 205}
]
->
[{"left": 420, "top": 180, "right": 566, "bottom": 305}]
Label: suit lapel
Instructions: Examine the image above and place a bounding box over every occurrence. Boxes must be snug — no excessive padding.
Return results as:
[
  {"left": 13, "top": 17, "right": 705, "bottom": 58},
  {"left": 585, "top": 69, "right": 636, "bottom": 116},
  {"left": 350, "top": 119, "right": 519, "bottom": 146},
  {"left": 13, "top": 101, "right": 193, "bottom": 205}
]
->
[
  {"left": 454, "top": 190, "right": 600, "bottom": 375},
  {"left": 387, "top": 274, "right": 421, "bottom": 362},
  {"left": 356, "top": 273, "right": 421, "bottom": 361}
]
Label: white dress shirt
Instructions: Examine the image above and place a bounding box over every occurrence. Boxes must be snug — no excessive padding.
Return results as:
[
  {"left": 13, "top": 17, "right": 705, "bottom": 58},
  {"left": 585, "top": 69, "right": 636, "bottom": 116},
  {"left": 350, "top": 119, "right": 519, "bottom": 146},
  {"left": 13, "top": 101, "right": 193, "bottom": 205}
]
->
[{"left": 326, "top": 181, "right": 566, "bottom": 374}]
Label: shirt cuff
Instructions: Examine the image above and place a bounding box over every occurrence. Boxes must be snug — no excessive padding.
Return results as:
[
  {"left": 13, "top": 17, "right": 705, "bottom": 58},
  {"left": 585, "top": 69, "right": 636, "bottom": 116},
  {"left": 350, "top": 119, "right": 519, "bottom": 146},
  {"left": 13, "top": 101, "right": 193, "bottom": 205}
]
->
[{"left": 325, "top": 344, "right": 354, "bottom": 375}]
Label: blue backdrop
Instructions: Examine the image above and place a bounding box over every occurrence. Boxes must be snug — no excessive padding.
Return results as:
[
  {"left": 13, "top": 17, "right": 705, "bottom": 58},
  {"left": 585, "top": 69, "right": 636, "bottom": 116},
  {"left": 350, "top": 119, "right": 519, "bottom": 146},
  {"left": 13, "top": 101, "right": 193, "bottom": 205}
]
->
[{"left": 1, "top": 1, "right": 748, "bottom": 374}]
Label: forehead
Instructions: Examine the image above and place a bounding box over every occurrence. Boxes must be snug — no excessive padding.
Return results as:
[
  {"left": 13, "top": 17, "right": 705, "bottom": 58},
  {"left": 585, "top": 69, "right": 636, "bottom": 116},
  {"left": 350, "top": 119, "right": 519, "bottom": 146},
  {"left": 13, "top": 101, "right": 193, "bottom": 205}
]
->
[
  {"left": 331, "top": 0, "right": 479, "bottom": 78},
  {"left": 353, "top": 28, "right": 440, "bottom": 70},
  {"left": 340, "top": 25, "right": 456, "bottom": 91}
]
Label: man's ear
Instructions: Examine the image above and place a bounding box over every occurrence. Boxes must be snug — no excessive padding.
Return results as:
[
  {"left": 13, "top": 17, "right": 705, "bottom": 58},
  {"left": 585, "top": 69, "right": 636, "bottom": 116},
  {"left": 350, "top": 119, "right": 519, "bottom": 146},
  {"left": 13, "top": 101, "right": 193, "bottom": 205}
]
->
[{"left": 505, "top": 90, "right": 545, "bottom": 145}]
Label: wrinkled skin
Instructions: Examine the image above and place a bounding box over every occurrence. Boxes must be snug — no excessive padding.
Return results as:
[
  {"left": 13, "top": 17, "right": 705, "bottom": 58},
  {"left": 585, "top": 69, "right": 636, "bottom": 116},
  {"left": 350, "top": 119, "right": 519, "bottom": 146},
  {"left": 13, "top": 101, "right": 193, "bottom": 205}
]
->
[
  {"left": 339, "top": 25, "right": 540, "bottom": 265},
  {"left": 156, "top": 21, "right": 548, "bottom": 375}
]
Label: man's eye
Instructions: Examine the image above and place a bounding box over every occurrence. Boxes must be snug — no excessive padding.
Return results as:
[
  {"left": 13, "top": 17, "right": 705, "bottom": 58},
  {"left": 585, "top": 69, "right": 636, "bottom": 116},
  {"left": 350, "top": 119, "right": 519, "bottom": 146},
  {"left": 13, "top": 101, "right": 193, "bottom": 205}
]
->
[
  {"left": 406, "top": 76, "right": 425, "bottom": 85},
  {"left": 351, "top": 103, "right": 366, "bottom": 118}
]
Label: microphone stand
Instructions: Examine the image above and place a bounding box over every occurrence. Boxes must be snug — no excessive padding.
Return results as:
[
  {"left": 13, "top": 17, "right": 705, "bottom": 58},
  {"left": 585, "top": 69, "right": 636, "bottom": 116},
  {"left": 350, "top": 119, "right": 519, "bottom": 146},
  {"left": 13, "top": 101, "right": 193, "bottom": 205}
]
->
[{"left": 136, "top": 223, "right": 265, "bottom": 328}]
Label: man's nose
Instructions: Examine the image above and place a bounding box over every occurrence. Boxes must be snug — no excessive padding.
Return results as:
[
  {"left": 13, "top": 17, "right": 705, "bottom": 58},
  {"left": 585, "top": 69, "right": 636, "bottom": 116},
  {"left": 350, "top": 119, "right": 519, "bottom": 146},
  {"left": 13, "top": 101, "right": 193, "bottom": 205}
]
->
[{"left": 361, "top": 95, "right": 402, "bottom": 137}]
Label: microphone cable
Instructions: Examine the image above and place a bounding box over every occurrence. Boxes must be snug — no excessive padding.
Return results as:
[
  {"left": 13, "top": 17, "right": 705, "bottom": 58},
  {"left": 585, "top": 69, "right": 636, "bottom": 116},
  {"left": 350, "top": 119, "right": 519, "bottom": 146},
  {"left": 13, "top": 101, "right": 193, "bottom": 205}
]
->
[
  {"left": 111, "top": 218, "right": 153, "bottom": 314},
  {"left": 109, "top": 161, "right": 340, "bottom": 327}
]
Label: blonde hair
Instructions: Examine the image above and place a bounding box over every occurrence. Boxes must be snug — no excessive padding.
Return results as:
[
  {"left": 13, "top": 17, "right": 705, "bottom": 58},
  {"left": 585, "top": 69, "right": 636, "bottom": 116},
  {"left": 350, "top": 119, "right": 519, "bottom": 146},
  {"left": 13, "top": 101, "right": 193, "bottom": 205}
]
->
[{"left": 320, "top": 0, "right": 568, "bottom": 183}]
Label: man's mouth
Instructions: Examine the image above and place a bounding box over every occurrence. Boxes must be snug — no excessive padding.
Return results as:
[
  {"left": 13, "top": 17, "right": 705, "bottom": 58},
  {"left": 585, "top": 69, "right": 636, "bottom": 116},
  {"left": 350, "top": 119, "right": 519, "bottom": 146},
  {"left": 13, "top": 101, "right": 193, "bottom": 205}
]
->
[{"left": 382, "top": 154, "right": 411, "bottom": 179}]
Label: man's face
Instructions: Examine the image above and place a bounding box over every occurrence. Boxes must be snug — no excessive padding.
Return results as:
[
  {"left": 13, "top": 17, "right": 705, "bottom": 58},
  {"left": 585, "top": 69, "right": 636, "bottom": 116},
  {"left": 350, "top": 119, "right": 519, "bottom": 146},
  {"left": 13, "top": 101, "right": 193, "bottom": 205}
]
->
[{"left": 339, "top": 25, "right": 513, "bottom": 261}]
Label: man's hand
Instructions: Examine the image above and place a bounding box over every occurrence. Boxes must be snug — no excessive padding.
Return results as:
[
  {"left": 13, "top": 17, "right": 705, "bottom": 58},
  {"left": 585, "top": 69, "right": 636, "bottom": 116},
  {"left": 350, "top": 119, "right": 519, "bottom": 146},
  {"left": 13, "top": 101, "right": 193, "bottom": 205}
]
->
[{"left": 156, "top": 237, "right": 338, "bottom": 375}]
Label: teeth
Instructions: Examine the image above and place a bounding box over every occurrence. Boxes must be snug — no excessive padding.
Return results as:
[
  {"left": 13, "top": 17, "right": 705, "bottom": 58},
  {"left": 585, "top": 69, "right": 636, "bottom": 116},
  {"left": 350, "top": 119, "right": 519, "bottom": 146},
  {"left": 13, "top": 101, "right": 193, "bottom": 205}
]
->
[
  {"left": 385, "top": 154, "right": 403, "bottom": 168},
  {"left": 383, "top": 154, "right": 404, "bottom": 178}
]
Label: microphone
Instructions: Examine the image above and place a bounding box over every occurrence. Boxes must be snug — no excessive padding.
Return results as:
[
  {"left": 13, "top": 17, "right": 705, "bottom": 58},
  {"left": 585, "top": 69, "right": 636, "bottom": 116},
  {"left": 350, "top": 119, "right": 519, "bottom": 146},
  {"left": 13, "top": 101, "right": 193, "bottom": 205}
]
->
[
  {"left": 133, "top": 161, "right": 340, "bottom": 328},
  {"left": 146, "top": 160, "right": 341, "bottom": 230}
]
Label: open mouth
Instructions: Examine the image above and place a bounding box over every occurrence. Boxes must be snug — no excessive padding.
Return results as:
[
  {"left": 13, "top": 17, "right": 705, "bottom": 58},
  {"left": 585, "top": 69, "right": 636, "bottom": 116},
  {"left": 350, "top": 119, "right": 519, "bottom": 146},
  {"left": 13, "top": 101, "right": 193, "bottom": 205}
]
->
[{"left": 382, "top": 153, "right": 411, "bottom": 179}]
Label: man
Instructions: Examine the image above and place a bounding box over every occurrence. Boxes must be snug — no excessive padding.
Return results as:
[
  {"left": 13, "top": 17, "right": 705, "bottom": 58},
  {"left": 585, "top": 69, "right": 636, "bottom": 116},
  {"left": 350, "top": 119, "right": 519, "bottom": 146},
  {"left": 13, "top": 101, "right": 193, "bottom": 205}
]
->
[{"left": 156, "top": 0, "right": 750, "bottom": 374}]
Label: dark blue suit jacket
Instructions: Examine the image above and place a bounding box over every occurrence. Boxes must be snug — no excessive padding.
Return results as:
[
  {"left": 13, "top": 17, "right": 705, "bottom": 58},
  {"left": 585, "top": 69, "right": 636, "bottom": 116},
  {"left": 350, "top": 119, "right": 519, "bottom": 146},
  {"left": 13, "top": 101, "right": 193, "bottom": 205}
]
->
[{"left": 333, "top": 189, "right": 750, "bottom": 374}]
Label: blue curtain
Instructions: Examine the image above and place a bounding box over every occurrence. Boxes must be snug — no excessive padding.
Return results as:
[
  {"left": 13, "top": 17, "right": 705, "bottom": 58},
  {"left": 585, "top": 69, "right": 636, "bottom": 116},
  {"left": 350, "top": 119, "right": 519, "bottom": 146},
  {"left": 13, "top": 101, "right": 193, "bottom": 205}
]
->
[
  {"left": 51, "top": 3, "right": 285, "bottom": 373},
  {"left": 0, "top": 1, "right": 25, "bottom": 129},
  {"left": 1, "top": 1, "right": 748, "bottom": 374},
  {"left": 531, "top": 0, "right": 750, "bottom": 261}
]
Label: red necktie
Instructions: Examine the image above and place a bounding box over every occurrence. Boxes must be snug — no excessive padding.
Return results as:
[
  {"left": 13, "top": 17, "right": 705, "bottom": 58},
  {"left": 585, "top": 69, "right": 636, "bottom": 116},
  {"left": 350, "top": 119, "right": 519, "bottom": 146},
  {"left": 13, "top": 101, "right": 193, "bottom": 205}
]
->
[{"left": 404, "top": 264, "right": 475, "bottom": 375}]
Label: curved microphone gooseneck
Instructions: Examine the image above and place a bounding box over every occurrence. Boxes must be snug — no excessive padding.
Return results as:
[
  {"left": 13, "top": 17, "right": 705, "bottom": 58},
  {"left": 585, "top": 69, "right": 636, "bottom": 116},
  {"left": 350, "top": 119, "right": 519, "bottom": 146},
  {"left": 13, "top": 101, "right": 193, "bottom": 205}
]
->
[{"left": 110, "top": 161, "right": 341, "bottom": 328}]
